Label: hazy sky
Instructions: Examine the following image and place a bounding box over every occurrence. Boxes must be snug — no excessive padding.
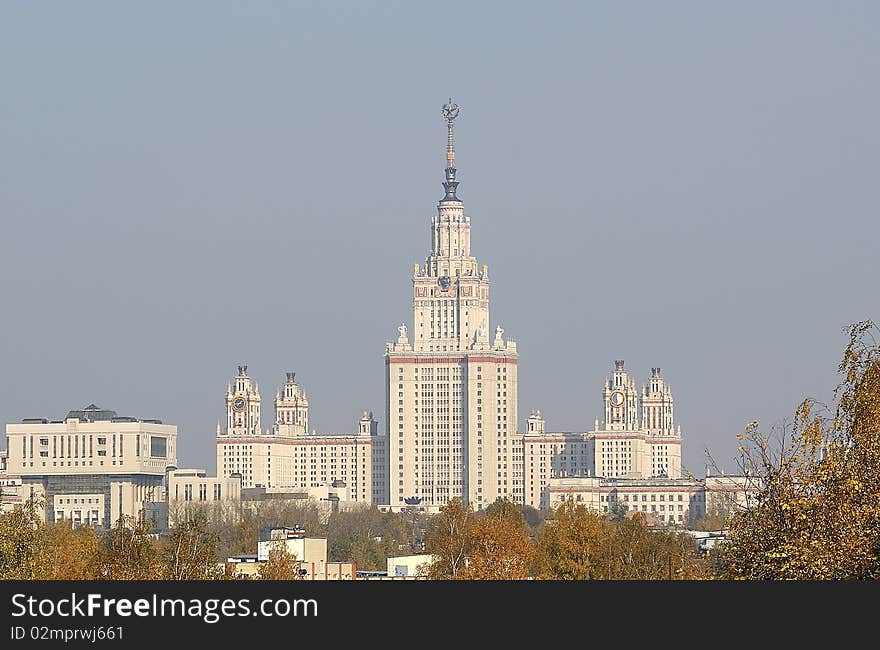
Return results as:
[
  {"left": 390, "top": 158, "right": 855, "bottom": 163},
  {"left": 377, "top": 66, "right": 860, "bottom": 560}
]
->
[{"left": 1, "top": 2, "right": 877, "bottom": 477}]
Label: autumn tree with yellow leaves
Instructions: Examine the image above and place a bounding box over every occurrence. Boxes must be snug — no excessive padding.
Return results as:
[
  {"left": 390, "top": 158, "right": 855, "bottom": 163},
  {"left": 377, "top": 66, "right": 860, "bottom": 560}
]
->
[
  {"left": 721, "top": 320, "right": 880, "bottom": 579},
  {"left": 45, "top": 520, "right": 100, "bottom": 580},
  {"left": 460, "top": 499, "right": 533, "bottom": 580},
  {"left": 95, "top": 515, "right": 163, "bottom": 580},
  {"left": 533, "top": 500, "right": 607, "bottom": 579},
  {"left": 257, "top": 542, "right": 303, "bottom": 580},
  {"left": 0, "top": 497, "right": 52, "bottom": 579},
  {"left": 533, "top": 500, "right": 706, "bottom": 579}
]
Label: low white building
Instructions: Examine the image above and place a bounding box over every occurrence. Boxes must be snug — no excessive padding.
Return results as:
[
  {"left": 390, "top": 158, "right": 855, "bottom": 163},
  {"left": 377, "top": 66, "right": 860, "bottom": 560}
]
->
[
  {"left": 547, "top": 476, "right": 705, "bottom": 526},
  {"left": 386, "top": 553, "right": 434, "bottom": 578},
  {"left": 5, "top": 404, "right": 177, "bottom": 526},
  {"left": 164, "top": 467, "right": 242, "bottom": 527},
  {"left": 704, "top": 474, "right": 761, "bottom": 515},
  {"left": 257, "top": 526, "right": 328, "bottom": 563},
  {"left": 225, "top": 526, "right": 357, "bottom": 580},
  {"left": 546, "top": 473, "right": 759, "bottom": 527}
]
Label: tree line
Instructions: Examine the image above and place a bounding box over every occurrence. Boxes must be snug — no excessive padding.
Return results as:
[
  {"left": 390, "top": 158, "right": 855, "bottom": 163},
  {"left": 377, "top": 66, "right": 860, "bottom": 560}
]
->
[
  {"left": 0, "top": 498, "right": 421, "bottom": 580},
  {"left": 424, "top": 497, "right": 710, "bottom": 579}
]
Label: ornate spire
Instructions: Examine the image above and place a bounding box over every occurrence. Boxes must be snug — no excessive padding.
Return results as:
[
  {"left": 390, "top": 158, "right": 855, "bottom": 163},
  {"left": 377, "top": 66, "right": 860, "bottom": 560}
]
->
[{"left": 441, "top": 98, "right": 461, "bottom": 202}]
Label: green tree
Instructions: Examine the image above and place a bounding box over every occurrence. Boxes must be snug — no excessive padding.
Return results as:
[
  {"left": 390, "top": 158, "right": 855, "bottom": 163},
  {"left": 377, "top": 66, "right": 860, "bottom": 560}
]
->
[
  {"left": 483, "top": 497, "right": 526, "bottom": 524},
  {"left": 521, "top": 505, "right": 545, "bottom": 532},
  {"left": 535, "top": 501, "right": 705, "bottom": 580},
  {"left": 608, "top": 500, "right": 629, "bottom": 522},
  {"left": 607, "top": 514, "right": 705, "bottom": 579},
  {"left": 692, "top": 510, "right": 728, "bottom": 532},
  {"left": 327, "top": 506, "right": 406, "bottom": 565},
  {"left": 347, "top": 535, "right": 386, "bottom": 571}
]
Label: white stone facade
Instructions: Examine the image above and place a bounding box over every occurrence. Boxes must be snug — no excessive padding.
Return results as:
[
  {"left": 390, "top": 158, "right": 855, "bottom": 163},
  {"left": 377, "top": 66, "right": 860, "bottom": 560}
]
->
[
  {"left": 0, "top": 450, "right": 22, "bottom": 514},
  {"left": 521, "top": 361, "right": 684, "bottom": 509},
  {"left": 216, "top": 367, "right": 387, "bottom": 504},
  {"left": 386, "top": 102, "right": 519, "bottom": 509},
  {"left": 4, "top": 404, "right": 177, "bottom": 525},
  {"left": 546, "top": 474, "right": 758, "bottom": 527},
  {"left": 704, "top": 474, "right": 761, "bottom": 514},
  {"left": 547, "top": 476, "right": 706, "bottom": 526},
  {"left": 166, "top": 468, "right": 242, "bottom": 526}
]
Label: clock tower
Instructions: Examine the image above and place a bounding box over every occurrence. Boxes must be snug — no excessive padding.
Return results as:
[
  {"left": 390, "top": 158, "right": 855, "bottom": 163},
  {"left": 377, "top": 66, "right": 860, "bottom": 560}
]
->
[
  {"left": 603, "top": 360, "right": 639, "bottom": 431},
  {"left": 223, "top": 364, "right": 262, "bottom": 436}
]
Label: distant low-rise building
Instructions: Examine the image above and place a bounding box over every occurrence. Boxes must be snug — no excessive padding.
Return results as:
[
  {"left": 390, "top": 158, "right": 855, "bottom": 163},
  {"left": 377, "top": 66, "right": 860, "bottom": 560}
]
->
[
  {"left": 704, "top": 473, "right": 761, "bottom": 515},
  {"left": 162, "top": 467, "right": 242, "bottom": 528},
  {"left": 685, "top": 529, "right": 730, "bottom": 554},
  {"left": 224, "top": 526, "right": 356, "bottom": 580},
  {"left": 547, "top": 476, "right": 705, "bottom": 526},
  {"left": 386, "top": 553, "right": 434, "bottom": 578},
  {"left": 546, "top": 473, "right": 758, "bottom": 527},
  {"left": 257, "top": 526, "right": 327, "bottom": 562}
]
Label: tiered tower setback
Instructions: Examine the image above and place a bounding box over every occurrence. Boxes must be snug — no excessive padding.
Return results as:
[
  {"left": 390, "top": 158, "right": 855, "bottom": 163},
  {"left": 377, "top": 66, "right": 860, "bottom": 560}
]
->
[
  {"left": 274, "top": 372, "right": 309, "bottom": 437},
  {"left": 386, "top": 100, "right": 520, "bottom": 509}
]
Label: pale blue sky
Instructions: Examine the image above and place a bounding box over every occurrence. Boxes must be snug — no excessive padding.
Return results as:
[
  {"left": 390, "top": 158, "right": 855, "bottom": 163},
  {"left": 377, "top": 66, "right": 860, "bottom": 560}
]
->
[{"left": 1, "top": 2, "right": 877, "bottom": 476}]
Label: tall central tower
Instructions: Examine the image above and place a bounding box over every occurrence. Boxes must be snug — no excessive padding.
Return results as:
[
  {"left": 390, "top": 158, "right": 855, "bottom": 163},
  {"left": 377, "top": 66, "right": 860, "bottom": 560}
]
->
[{"left": 386, "top": 100, "right": 519, "bottom": 510}]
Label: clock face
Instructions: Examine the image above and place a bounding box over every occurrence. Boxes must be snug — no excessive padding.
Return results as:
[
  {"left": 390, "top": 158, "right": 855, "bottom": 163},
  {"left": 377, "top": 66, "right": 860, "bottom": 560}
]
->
[
  {"left": 610, "top": 391, "right": 624, "bottom": 407},
  {"left": 438, "top": 275, "right": 451, "bottom": 291},
  {"left": 233, "top": 397, "right": 246, "bottom": 412}
]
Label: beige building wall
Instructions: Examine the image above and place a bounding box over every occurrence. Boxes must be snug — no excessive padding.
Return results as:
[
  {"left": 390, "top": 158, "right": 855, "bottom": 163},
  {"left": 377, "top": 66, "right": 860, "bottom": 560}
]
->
[
  {"left": 523, "top": 432, "right": 593, "bottom": 509},
  {"left": 7, "top": 414, "right": 176, "bottom": 477},
  {"left": 386, "top": 553, "right": 434, "bottom": 577},
  {"left": 222, "top": 558, "right": 355, "bottom": 580},
  {"left": 218, "top": 434, "right": 376, "bottom": 502},
  {"left": 258, "top": 535, "right": 328, "bottom": 564},
  {"left": 704, "top": 475, "right": 761, "bottom": 516},
  {"left": 1, "top": 452, "right": 23, "bottom": 513},
  {"left": 166, "top": 468, "right": 241, "bottom": 527},
  {"left": 302, "top": 561, "right": 356, "bottom": 580},
  {"left": 370, "top": 429, "right": 388, "bottom": 504}
]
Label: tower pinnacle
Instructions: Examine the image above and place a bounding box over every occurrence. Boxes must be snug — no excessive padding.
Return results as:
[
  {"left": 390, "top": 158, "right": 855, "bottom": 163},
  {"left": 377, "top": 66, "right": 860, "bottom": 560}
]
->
[{"left": 441, "top": 98, "right": 461, "bottom": 202}]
